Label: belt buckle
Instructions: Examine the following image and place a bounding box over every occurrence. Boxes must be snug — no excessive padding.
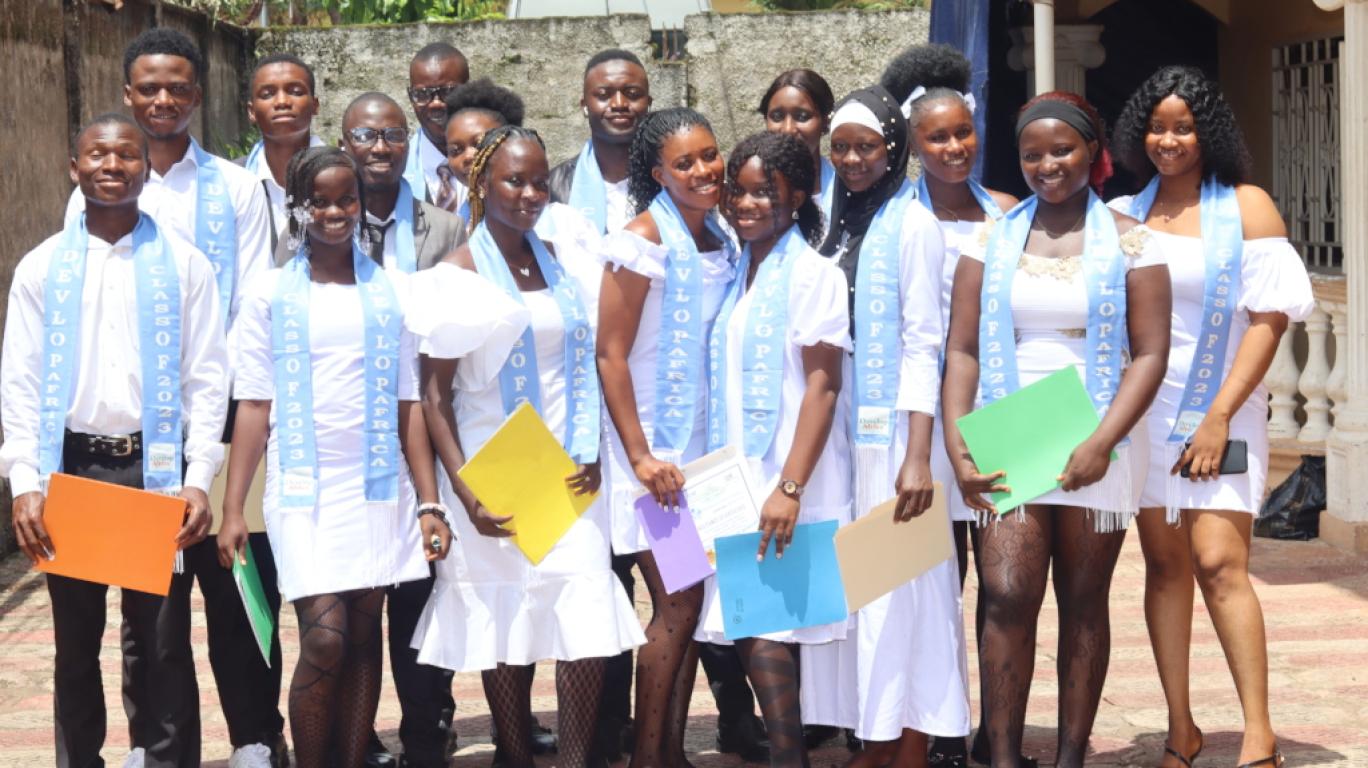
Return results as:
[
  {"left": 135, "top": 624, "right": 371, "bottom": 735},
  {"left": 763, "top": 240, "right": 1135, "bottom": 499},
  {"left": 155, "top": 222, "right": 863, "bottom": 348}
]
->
[{"left": 109, "top": 435, "right": 134, "bottom": 457}]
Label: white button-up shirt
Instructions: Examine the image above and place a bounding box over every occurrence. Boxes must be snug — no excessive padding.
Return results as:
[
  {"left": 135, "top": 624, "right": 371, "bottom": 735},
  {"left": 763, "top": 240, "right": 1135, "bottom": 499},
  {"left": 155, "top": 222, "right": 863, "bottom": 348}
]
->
[
  {"left": 65, "top": 140, "right": 272, "bottom": 328},
  {"left": 245, "top": 135, "right": 327, "bottom": 244},
  {"left": 0, "top": 228, "right": 230, "bottom": 495}
]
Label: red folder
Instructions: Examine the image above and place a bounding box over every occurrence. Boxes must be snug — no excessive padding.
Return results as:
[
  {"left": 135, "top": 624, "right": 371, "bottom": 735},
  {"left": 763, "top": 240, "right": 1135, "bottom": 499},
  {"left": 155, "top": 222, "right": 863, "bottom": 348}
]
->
[{"left": 35, "top": 473, "right": 186, "bottom": 595}]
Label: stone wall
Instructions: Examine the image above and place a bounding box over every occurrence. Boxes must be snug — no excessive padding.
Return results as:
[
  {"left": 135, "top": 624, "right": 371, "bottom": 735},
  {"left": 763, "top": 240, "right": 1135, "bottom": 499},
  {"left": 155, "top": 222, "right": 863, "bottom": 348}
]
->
[
  {"left": 0, "top": 0, "right": 253, "bottom": 555},
  {"left": 259, "top": 8, "right": 929, "bottom": 165}
]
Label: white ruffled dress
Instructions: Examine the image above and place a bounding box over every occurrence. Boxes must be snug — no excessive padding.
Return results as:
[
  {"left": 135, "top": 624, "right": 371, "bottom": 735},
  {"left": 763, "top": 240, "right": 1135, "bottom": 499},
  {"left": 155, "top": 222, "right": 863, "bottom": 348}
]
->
[
  {"left": 1136, "top": 229, "right": 1313, "bottom": 517},
  {"left": 693, "top": 244, "right": 853, "bottom": 645},
  {"left": 598, "top": 228, "right": 737, "bottom": 556},
  {"left": 411, "top": 205, "right": 646, "bottom": 671}
]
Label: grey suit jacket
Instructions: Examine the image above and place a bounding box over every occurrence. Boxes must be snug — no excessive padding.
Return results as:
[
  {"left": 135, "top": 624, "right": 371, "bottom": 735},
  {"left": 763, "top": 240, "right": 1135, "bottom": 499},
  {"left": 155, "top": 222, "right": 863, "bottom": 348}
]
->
[{"left": 273, "top": 198, "right": 467, "bottom": 269}]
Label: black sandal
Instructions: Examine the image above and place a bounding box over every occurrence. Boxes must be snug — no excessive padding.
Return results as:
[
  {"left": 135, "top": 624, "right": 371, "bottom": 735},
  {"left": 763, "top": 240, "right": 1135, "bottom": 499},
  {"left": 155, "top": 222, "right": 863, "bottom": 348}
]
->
[
  {"left": 1162, "top": 727, "right": 1203, "bottom": 767},
  {"left": 1235, "top": 747, "right": 1284, "bottom": 768}
]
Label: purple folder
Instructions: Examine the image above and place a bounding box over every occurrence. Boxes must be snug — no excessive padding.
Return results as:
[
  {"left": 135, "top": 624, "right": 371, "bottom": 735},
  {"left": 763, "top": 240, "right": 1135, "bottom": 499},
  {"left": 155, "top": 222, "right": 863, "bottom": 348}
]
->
[{"left": 634, "top": 493, "right": 714, "bottom": 594}]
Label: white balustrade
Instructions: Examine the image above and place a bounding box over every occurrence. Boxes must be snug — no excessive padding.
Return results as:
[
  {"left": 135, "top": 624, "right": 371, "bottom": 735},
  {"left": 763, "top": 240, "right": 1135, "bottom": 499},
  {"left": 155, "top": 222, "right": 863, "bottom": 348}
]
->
[
  {"left": 1298, "top": 305, "right": 1334, "bottom": 442},
  {"left": 1265, "top": 274, "right": 1347, "bottom": 452}
]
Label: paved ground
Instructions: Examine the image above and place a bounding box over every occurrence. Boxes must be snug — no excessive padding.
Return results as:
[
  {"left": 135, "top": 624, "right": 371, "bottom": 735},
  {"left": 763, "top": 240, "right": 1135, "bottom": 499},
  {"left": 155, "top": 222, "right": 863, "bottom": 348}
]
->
[{"left": 1, "top": 532, "right": 1365, "bottom": 768}]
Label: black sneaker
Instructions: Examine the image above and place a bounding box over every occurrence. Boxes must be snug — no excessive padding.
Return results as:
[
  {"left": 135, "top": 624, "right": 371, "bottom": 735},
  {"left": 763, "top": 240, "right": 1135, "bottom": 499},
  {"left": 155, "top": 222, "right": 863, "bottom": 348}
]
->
[
  {"left": 365, "top": 731, "right": 397, "bottom": 768},
  {"left": 929, "top": 735, "right": 968, "bottom": 767}
]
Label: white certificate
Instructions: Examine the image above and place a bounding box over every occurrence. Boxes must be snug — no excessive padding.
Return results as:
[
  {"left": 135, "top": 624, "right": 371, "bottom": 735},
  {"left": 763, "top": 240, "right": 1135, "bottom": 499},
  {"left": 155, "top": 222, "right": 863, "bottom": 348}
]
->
[{"left": 636, "top": 445, "right": 762, "bottom": 553}]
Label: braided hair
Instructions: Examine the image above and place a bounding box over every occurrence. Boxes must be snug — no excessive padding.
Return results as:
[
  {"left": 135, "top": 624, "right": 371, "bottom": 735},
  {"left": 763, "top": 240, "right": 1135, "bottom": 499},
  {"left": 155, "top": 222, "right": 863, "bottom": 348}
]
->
[
  {"left": 725, "top": 132, "right": 823, "bottom": 245},
  {"left": 626, "top": 107, "right": 715, "bottom": 214},
  {"left": 880, "top": 43, "right": 974, "bottom": 129},
  {"left": 284, "top": 146, "right": 369, "bottom": 249},
  {"left": 442, "top": 77, "right": 525, "bottom": 128},
  {"left": 1112, "top": 65, "right": 1251, "bottom": 187},
  {"left": 465, "top": 124, "right": 546, "bottom": 229}
]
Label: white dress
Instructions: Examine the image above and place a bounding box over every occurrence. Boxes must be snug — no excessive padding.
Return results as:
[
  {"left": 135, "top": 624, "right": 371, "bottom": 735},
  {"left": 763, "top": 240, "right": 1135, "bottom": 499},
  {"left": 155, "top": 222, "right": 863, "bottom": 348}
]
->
[
  {"left": 1135, "top": 230, "right": 1314, "bottom": 515},
  {"left": 802, "top": 202, "right": 971, "bottom": 740},
  {"left": 234, "top": 268, "right": 426, "bottom": 602},
  {"left": 931, "top": 219, "right": 988, "bottom": 524},
  {"left": 412, "top": 206, "right": 646, "bottom": 671},
  {"left": 693, "top": 244, "right": 853, "bottom": 645},
  {"left": 598, "top": 229, "right": 738, "bottom": 555},
  {"left": 962, "top": 225, "right": 1165, "bottom": 519}
]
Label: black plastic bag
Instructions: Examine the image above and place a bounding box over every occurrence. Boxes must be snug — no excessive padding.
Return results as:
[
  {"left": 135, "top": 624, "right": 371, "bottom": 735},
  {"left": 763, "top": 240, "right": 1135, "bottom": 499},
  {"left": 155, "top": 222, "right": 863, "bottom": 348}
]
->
[{"left": 1255, "top": 455, "right": 1325, "bottom": 540}]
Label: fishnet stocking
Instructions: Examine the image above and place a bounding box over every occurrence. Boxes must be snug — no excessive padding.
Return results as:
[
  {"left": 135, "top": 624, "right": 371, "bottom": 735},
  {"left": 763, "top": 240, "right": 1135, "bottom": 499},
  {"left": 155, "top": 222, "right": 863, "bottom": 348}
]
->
[
  {"left": 737, "top": 638, "right": 806, "bottom": 768},
  {"left": 334, "top": 589, "right": 385, "bottom": 768},
  {"left": 630, "top": 550, "right": 703, "bottom": 768},
  {"left": 483, "top": 663, "right": 536, "bottom": 768},
  {"left": 555, "top": 657, "right": 606, "bottom": 768},
  {"left": 289, "top": 594, "right": 347, "bottom": 768}
]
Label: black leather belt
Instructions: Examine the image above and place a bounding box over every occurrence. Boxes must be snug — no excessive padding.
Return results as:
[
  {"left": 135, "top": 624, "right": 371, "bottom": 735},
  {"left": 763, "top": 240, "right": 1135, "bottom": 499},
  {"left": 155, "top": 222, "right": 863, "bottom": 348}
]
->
[{"left": 64, "top": 430, "right": 143, "bottom": 458}]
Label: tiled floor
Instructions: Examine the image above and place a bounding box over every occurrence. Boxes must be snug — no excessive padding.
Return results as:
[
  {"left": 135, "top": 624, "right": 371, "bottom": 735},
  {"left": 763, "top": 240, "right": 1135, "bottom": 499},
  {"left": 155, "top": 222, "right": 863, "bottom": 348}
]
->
[{"left": 1, "top": 532, "right": 1365, "bottom": 767}]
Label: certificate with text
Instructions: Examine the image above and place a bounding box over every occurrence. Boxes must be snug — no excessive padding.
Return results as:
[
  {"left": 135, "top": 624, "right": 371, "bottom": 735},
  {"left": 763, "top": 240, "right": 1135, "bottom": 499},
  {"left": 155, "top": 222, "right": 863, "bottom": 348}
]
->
[{"left": 637, "top": 445, "right": 763, "bottom": 554}]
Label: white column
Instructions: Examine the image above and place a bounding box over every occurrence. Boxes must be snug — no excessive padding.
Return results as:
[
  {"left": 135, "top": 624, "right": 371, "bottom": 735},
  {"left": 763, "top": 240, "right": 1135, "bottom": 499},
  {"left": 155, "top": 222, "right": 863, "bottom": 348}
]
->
[
  {"left": 1266, "top": 330, "right": 1302, "bottom": 439},
  {"left": 1327, "top": 299, "right": 1348, "bottom": 418},
  {"left": 1007, "top": 24, "right": 1106, "bottom": 97},
  {"left": 1034, "top": 0, "right": 1056, "bottom": 94},
  {"left": 1298, "top": 306, "right": 1333, "bottom": 442},
  {"left": 1324, "top": 0, "right": 1368, "bottom": 552}
]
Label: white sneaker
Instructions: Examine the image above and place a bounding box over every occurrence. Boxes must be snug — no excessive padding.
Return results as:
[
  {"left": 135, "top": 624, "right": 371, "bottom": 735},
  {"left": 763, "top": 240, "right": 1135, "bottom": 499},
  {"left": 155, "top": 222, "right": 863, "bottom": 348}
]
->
[
  {"left": 121, "top": 748, "right": 145, "bottom": 768},
  {"left": 228, "top": 743, "right": 274, "bottom": 768}
]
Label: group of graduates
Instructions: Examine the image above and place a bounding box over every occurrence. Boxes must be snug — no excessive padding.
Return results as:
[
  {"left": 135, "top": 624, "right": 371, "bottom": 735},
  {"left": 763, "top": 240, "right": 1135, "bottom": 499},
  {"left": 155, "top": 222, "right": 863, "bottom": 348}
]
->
[{"left": 0, "top": 21, "right": 1314, "bottom": 768}]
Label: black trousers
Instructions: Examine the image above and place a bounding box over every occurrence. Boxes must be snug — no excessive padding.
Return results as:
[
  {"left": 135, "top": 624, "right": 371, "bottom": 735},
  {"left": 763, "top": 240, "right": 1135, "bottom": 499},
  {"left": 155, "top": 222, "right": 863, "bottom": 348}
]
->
[
  {"left": 51, "top": 447, "right": 199, "bottom": 768},
  {"left": 173, "top": 532, "right": 286, "bottom": 747},
  {"left": 599, "top": 553, "right": 637, "bottom": 725},
  {"left": 386, "top": 568, "right": 456, "bottom": 767}
]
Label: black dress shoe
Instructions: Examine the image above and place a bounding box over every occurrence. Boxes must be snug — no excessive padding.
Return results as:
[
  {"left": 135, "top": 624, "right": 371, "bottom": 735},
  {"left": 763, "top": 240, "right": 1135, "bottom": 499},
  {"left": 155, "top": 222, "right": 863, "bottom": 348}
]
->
[
  {"left": 366, "top": 731, "right": 397, "bottom": 768},
  {"left": 269, "top": 732, "right": 290, "bottom": 768},
  {"left": 439, "top": 707, "right": 458, "bottom": 758},
  {"left": 928, "top": 735, "right": 968, "bottom": 767},
  {"left": 968, "top": 730, "right": 1036, "bottom": 768},
  {"left": 803, "top": 724, "right": 840, "bottom": 751},
  {"left": 845, "top": 729, "right": 862, "bottom": 753},
  {"left": 531, "top": 717, "right": 557, "bottom": 756},
  {"left": 592, "top": 716, "right": 626, "bottom": 763},
  {"left": 718, "top": 714, "right": 771, "bottom": 763}
]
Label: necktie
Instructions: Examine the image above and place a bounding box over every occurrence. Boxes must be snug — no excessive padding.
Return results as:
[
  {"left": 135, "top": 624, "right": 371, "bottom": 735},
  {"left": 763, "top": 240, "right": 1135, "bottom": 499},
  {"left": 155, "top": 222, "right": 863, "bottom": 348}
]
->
[{"left": 365, "top": 220, "right": 392, "bottom": 266}]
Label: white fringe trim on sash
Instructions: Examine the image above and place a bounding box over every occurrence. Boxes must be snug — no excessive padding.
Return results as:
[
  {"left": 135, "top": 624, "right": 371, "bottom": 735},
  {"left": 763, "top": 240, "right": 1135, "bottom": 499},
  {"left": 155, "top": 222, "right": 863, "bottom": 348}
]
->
[
  {"left": 854, "top": 443, "right": 891, "bottom": 519},
  {"left": 1163, "top": 441, "right": 1186, "bottom": 526},
  {"left": 973, "top": 442, "right": 1136, "bottom": 534}
]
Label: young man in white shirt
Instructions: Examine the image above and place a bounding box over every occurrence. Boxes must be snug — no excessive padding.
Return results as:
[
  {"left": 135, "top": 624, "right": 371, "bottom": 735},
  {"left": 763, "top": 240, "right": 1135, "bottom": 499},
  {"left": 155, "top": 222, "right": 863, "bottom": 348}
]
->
[
  {"left": 2, "top": 114, "right": 228, "bottom": 768},
  {"left": 403, "top": 41, "right": 469, "bottom": 209},
  {"left": 240, "top": 52, "right": 323, "bottom": 251},
  {"left": 64, "top": 28, "right": 279, "bottom": 768}
]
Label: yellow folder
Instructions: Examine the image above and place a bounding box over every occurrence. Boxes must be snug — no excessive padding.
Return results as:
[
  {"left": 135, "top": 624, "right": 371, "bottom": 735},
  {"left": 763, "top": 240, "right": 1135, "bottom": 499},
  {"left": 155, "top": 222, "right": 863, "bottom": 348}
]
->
[
  {"left": 457, "top": 402, "right": 597, "bottom": 565},
  {"left": 834, "top": 481, "right": 954, "bottom": 612}
]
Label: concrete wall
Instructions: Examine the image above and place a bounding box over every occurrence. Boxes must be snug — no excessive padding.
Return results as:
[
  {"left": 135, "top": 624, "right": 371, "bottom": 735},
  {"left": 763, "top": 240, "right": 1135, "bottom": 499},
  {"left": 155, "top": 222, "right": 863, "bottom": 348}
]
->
[
  {"left": 0, "top": 0, "right": 253, "bottom": 555},
  {"left": 258, "top": 8, "right": 929, "bottom": 165}
]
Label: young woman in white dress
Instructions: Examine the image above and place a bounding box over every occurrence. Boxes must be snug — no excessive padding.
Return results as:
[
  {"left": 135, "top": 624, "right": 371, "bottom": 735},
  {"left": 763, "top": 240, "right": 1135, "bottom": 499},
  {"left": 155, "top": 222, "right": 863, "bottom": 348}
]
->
[
  {"left": 760, "top": 69, "right": 838, "bottom": 224},
  {"left": 884, "top": 43, "right": 1022, "bottom": 768},
  {"left": 802, "top": 85, "right": 969, "bottom": 768},
  {"left": 409, "top": 126, "right": 644, "bottom": 768},
  {"left": 219, "top": 147, "right": 451, "bottom": 768},
  {"left": 941, "top": 93, "right": 1172, "bottom": 768},
  {"left": 689, "top": 131, "right": 850, "bottom": 766},
  {"left": 1110, "top": 66, "right": 1313, "bottom": 768},
  {"left": 596, "top": 107, "right": 738, "bottom": 768}
]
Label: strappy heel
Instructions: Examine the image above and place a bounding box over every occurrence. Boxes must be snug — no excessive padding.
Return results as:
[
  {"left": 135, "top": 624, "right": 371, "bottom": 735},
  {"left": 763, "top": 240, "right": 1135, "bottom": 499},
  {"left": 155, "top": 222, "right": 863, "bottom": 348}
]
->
[
  {"left": 1235, "top": 747, "right": 1284, "bottom": 768},
  {"left": 1162, "top": 727, "right": 1203, "bottom": 767}
]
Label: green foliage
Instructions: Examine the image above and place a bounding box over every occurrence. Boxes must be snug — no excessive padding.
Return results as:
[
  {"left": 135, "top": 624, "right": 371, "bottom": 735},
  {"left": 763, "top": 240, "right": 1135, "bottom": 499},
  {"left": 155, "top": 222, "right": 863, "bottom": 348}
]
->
[{"left": 330, "top": 0, "right": 505, "bottom": 23}]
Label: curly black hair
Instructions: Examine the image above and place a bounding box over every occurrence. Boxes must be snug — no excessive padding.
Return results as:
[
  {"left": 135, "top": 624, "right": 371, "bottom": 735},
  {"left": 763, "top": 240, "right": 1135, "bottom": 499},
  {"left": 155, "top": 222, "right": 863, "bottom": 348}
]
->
[
  {"left": 1112, "top": 65, "right": 1251, "bottom": 186},
  {"left": 627, "top": 107, "right": 715, "bottom": 214},
  {"left": 252, "top": 52, "right": 315, "bottom": 95},
  {"left": 725, "top": 132, "right": 822, "bottom": 245},
  {"left": 442, "top": 77, "right": 525, "bottom": 128},
  {"left": 880, "top": 43, "right": 974, "bottom": 129},
  {"left": 284, "top": 146, "right": 369, "bottom": 249},
  {"left": 123, "top": 27, "right": 203, "bottom": 84}
]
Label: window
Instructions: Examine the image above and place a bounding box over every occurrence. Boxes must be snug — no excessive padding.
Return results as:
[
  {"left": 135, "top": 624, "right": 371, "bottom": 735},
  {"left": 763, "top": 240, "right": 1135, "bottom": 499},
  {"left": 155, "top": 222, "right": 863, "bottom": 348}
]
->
[{"left": 1272, "top": 36, "right": 1343, "bottom": 272}]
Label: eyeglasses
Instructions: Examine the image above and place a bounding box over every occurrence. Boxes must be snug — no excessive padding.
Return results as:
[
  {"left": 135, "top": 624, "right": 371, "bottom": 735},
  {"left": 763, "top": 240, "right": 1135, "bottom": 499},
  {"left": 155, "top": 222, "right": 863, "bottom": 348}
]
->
[
  {"left": 346, "top": 126, "right": 409, "bottom": 147},
  {"left": 407, "top": 85, "right": 459, "bottom": 105}
]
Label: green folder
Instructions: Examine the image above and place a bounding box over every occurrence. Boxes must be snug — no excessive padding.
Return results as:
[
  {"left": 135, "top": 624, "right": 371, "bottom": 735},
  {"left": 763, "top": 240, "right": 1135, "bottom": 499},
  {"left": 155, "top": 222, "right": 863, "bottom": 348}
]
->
[
  {"left": 955, "top": 367, "right": 1111, "bottom": 515},
  {"left": 232, "top": 543, "right": 275, "bottom": 666}
]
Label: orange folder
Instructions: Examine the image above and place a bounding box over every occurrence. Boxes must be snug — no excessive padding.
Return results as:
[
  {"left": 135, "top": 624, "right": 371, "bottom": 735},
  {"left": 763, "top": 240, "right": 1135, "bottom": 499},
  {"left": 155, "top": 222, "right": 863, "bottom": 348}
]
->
[{"left": 35, "top": 473, "right": 187, "bottom": 596}]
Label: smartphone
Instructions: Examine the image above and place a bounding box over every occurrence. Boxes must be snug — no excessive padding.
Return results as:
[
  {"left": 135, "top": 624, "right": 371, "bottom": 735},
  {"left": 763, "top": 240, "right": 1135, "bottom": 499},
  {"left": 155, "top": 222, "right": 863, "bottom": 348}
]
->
[{"left": 1179, "top": 438, "right": 1248, "bottom": 478}]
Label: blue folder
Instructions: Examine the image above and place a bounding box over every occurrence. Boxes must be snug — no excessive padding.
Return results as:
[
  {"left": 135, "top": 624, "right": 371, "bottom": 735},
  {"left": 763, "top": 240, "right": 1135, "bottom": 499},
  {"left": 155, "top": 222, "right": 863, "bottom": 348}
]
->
[{"left": 714, "top": 519, "right": 848, "bottom": 641}]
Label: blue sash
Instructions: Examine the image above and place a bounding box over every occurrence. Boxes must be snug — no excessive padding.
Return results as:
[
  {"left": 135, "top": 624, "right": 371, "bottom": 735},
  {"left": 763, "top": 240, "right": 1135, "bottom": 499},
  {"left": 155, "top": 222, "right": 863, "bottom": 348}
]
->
[
  {"left": 707, "top": 225, "right": 805, "bottom": 457},
  {"left": 469, "top": 223, "right": 601, "bottom": 463},
  {"left": 817, "top": 158, "right": 837, "bottom": 222},
  {"left": 914, "top": 175, "right": 1004, "bottom": 220},
  {"left": 40, "top": 214, "right": 183, "bottom": 492},
  {"left": 851, "top": 178, "right": 917, "bottom": 447},
  {"left": 392, "top": 180, "right": 419, "bottom": 273},
  {"left": 979, "top": 192, "right": 1128, "bottom": 417},
  {"left": 648, "top": 192, "right": 733, "bottom": 456},
  {"left": 242, "top": 136, "right": 324, "bottom": 178},
  {"left": 190, "top": 140, "right": 237, "bottom": 327},
  {"left": 272, "top": 242, "right": 403, "bottom": 510},
  {"left": 1126, "top": 177, "right": 1242, "bottom": 441},
  {"left": 402, "top": 140, "right": 428, "bottom": 203},
  {"left": 568, "top": 142, "right": 609, "bottom": 234}
]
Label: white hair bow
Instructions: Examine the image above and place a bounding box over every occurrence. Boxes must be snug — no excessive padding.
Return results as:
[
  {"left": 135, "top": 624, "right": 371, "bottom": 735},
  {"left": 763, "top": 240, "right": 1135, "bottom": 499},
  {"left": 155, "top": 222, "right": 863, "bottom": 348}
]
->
[{"left": 900, "top": 85, "right": 978, "bottom": 119}]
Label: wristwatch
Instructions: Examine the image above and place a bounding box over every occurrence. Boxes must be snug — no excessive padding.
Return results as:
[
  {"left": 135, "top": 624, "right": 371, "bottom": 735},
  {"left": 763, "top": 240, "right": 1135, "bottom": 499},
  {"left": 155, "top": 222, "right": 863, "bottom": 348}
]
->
[{"left": 779, "top": 478, "right": 805, "bottom": 500}]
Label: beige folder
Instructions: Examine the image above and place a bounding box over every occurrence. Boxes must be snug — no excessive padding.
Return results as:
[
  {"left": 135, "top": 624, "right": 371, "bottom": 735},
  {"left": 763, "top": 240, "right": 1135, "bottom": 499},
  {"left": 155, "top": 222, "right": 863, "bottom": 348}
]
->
[
  {"left": 834, "top": 481, "right": 955, "bottom": 612},
  {"left": 209, "top": 446, "right": 267, "bottom": 534}
]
